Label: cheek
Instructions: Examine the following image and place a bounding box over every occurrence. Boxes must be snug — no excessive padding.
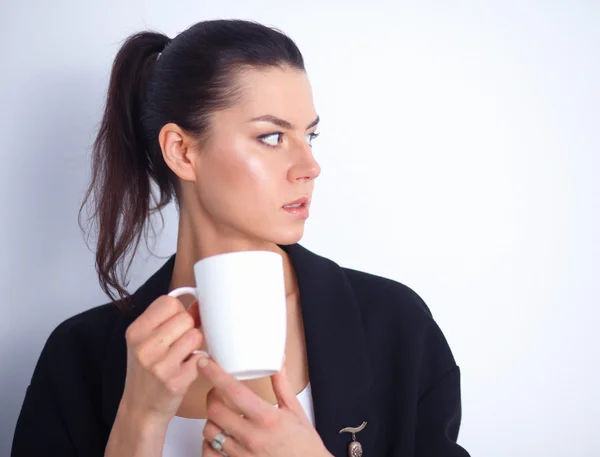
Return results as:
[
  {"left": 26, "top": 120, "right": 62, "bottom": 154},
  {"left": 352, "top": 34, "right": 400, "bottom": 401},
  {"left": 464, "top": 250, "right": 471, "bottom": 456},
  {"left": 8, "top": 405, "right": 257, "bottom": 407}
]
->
[
  {"left": 243, "top": 154, "right": 277, "bottom": 191},
  {"left": 198, "top": 142, "right": 279, "bottom": 211}
]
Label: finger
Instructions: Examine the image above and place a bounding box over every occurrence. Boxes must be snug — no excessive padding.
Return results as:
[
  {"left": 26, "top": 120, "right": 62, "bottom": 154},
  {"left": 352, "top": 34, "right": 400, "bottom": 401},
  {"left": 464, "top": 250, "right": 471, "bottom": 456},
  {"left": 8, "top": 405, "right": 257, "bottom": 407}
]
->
[
  {"left": 151, "top": 328, "right": 203, "bottom": 379},
  {"left": 164, "top": 325, "right": 203, "bottom": 362},
  {"left": 126, "top": 296, "right": 185, "bottom": 343},
  {"left": 206, "top": 387, "right": 243, "bottom": 417},
  {"left": 201, "top": 440, "right": 222, "bottom": 457},
  {"left": 271, "top": 363, "right": 306, "bottom": 418},
  {"left": 197, "top": 355, "right": 270, "bottom": 421},
  {"left": 162, "top": 352, "right": 205, "bottom": 396},
  {"left": 206, "top": 389, "right": 253, "bottom": 446},
  {"left": 148, "top": 310, "right": 196, "bottom": 353},
  {"left": 188, "top": 300, "right": 201, "bottom": 328},
  {"left": 202, "top": 438, "right": 236, "bottom": 457},
  {"left": 203, "top": 419, "right": 247, "bottom": 457}
]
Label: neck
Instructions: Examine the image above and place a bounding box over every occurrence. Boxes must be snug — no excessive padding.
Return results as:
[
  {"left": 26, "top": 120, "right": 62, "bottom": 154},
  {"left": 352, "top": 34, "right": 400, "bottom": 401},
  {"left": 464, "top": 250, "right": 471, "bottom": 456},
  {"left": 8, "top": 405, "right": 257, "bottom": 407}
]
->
[{"left": 169, "top": 210, "right": 299, "bottom": 301}]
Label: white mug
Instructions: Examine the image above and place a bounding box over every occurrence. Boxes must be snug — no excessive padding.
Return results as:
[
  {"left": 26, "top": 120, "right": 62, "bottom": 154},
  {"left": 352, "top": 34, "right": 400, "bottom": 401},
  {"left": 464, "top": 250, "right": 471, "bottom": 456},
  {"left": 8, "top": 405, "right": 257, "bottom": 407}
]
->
[{"left": 168, "top": 250, "right": 287, "bottom": 380}]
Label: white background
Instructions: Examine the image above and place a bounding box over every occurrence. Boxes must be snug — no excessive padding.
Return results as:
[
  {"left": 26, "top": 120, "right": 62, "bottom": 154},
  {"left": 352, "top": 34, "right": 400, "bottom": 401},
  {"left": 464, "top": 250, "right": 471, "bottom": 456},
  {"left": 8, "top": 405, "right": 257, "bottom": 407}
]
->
[{"left": 1, "top": 1, "right": 598, "bottom": 455}]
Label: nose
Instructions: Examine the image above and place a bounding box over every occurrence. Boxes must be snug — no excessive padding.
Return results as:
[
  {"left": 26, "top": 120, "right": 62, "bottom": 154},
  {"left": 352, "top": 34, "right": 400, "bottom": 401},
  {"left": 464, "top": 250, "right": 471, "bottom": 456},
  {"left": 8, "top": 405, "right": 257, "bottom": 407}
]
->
[{"left": 287, "top": 142, "right": 321, "bottom": 182}]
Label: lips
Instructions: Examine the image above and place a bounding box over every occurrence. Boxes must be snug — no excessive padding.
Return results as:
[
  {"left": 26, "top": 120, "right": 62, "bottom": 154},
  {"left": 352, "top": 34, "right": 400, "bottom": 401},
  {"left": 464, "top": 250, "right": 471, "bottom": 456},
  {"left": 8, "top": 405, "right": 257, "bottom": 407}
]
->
[
  {"left": 282, "top": 197, "right": 311, "bottom": 219},
  {"left": 283, "top": 196, "right": 310, "bottom": 208}
]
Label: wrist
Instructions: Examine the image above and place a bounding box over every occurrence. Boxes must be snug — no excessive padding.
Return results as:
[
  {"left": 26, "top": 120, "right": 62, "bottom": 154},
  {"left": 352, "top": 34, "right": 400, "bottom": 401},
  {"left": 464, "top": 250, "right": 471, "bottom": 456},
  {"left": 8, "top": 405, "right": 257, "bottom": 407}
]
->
[
  {"left": 115, "top": 400, "right": 170, "bottom": 434},
  {"left": 105, "top": 402, "right": 169, "bottom": 457}
]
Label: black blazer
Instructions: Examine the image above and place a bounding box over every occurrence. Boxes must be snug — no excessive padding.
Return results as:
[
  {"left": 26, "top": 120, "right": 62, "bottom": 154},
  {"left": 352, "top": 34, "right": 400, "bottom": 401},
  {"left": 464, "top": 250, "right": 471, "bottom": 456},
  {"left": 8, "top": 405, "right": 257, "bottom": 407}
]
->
[{"left": 12, "top": 243, "right": 470, "bottom": 457}]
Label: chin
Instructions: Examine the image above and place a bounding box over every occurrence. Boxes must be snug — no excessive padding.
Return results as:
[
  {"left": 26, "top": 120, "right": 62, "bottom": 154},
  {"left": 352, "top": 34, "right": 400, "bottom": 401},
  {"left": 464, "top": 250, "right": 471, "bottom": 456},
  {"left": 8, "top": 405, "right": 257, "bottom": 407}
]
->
[{"left": 268, "top": 225, "right": 306, "bottom": 246}]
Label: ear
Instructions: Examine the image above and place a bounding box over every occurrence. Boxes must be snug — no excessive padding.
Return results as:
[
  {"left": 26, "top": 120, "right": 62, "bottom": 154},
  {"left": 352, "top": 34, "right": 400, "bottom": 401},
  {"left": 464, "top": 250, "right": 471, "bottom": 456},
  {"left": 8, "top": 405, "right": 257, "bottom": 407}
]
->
[{"left": 158, "top": 123, "right": 199, "bottom": 182}]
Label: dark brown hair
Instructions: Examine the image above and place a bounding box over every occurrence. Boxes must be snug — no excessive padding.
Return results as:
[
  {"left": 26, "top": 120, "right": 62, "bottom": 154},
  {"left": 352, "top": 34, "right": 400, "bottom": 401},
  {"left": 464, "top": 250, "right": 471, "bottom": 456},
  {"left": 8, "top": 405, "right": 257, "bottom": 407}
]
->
[{"left": 79, "top": 19, "right": 305, "bottom": 306}]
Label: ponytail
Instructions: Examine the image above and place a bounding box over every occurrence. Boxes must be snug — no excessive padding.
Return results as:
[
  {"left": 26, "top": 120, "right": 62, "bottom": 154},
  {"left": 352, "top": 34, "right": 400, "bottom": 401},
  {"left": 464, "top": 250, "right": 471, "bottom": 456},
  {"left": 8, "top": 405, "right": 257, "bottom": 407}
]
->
[
  {"left": 80, "top": 20, "right": 306, "bottom": 308},
  {"left": 80, "top": 32, "right": 172, "bottom": 307}
]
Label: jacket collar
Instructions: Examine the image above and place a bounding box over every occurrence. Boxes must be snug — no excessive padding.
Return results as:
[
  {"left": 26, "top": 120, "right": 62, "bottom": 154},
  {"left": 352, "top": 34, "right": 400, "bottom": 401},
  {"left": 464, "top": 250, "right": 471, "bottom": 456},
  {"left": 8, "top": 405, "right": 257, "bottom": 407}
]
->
[{"left": 101, "top": 243, "right": 378, "bottom": 456}]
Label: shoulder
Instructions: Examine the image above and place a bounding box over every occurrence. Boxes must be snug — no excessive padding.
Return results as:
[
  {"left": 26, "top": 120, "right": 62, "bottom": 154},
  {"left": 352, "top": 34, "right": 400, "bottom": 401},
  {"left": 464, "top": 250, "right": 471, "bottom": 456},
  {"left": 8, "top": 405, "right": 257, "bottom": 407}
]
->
[
  {"left": 46, "top": 303, "right": 121, "bottom": 347},
  {"left": 341, "top": 266, "right": 458, "bottom": 386},
  {"left": 15, "top": 303, "right": 126, "bottom": 452},
  {"left": 342, "top": 266, "right": 434, "bottom": 327},
  {"left": 37, "top": 303, "right": 123, "bottom": 379}
]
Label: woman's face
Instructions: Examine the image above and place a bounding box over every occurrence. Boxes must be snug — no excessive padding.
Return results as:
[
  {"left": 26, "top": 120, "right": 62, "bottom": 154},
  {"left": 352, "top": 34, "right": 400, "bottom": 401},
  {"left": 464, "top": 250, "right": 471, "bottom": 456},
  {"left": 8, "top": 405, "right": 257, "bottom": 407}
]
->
[{"left": 188, "top": 65, "right": 321, "bottom": 246}]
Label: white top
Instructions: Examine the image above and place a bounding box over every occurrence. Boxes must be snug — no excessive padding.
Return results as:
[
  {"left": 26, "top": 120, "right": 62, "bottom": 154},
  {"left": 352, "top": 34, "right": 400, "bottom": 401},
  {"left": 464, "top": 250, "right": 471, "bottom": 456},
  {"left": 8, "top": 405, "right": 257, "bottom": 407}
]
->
[{"left": 163, "top": 382, "right": 315, "bottom": 456}]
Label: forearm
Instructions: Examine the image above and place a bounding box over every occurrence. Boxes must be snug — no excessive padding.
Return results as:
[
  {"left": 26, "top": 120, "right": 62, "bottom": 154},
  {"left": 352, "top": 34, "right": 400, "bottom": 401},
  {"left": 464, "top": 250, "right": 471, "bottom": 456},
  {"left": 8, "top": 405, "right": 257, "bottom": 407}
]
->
[{"left": 105, "top": 404, "right": 169, "bottom": 457}]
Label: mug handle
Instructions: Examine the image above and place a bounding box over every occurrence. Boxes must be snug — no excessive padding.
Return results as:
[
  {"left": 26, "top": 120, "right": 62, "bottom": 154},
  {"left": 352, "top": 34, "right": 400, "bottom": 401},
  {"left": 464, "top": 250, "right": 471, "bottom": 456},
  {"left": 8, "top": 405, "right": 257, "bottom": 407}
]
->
[
  {"left": 168, "top": 287, "right": 208, "bottom": 357},
  {"left": 168, "top": 286, "right": 198, "bottom": 304}
]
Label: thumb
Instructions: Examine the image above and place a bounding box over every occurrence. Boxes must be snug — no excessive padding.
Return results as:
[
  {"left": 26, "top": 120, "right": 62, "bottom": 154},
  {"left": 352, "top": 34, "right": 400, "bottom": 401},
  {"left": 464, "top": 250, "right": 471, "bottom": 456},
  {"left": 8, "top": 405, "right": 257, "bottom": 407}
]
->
[{"left": 271, "top": 362, "right": 305, "bottom": 417}]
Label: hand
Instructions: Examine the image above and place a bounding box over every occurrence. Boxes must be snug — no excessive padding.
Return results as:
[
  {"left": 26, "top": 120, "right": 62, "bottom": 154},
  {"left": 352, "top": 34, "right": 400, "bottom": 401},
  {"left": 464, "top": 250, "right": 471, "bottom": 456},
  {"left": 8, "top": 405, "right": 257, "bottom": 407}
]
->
[
  {"left": 197, "top": 354, "right": 332, "bottom": 457},
  {"left": 119, "top": 295, "right": 205, "bottom": 427}
]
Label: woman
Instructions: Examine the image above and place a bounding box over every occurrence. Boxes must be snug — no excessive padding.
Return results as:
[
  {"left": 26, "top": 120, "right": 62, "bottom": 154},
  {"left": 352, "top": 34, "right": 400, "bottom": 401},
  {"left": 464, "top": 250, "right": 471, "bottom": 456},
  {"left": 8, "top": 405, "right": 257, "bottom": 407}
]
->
[{"left": 12, "top": 19, "right": 470, "bottom": 457}]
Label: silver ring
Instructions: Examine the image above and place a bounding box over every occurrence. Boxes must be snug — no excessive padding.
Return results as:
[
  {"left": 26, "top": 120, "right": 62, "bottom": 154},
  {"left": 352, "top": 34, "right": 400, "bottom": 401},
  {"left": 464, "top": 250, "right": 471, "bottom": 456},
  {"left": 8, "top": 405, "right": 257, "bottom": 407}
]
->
[{"left": 211, "top": 432, "right": 229, "bottom": 456}]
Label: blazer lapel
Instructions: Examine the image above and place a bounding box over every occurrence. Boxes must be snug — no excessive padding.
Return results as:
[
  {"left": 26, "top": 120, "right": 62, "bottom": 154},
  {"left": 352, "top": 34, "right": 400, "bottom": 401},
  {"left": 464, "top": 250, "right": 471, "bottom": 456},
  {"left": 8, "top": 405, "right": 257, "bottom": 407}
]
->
[
  {"left": 283, "top": 244, "right": 378, "bottom": 457},
  {"left": 101, "top": 244, "right": 378, "bottom": 457}
]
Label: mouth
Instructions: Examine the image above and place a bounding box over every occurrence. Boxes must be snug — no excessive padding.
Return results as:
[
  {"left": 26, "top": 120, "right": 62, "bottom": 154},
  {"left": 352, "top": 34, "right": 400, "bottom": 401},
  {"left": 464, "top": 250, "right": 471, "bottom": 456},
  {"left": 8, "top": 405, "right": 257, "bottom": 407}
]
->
[{"left": 282, "top": 197, "right": 311, "bottom": 219}]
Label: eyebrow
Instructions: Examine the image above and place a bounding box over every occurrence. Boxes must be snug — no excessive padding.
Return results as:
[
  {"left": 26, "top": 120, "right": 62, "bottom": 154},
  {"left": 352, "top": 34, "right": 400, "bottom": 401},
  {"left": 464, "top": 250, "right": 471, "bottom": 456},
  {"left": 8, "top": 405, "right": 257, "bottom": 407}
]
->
[{"left": 249, "top": 114, "right": 320, "bottom": 130}]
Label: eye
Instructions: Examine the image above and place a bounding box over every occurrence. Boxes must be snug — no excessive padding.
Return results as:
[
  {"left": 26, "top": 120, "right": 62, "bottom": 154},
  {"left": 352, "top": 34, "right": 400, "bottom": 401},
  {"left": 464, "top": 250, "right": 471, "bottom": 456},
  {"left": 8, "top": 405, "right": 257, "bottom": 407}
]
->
[
  {"left": 306, "top": 132, "right": 320, "bottom": 147},
  {"left": 257, "top": 132, "right": 284, "bottom": 147}
]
